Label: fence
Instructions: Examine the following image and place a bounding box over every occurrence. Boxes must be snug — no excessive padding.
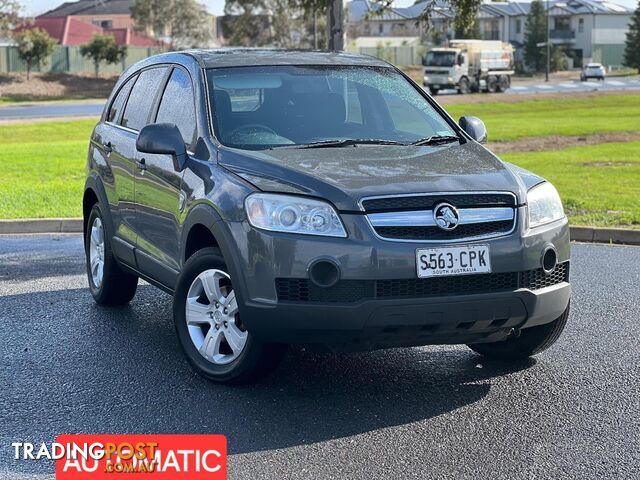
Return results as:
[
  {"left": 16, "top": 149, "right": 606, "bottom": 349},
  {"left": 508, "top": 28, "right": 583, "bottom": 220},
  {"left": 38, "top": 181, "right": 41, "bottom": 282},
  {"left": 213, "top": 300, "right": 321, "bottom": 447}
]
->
[
  {"left": 0, "top": 45, "right": 164, "bottom": 74},
  {"left": 349, "top": 45, "right": 427, "bottom": 67}
]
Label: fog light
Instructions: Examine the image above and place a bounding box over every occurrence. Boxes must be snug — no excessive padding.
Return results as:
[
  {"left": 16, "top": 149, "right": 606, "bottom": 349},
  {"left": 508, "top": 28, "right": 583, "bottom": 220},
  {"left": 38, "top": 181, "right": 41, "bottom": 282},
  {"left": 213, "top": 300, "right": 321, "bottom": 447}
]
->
[
  {"left": 541, "top": 246, "right": 558, "bottom": 274},
  {"left": 309, "top": 260, "right": 340, "bottom": 288}
]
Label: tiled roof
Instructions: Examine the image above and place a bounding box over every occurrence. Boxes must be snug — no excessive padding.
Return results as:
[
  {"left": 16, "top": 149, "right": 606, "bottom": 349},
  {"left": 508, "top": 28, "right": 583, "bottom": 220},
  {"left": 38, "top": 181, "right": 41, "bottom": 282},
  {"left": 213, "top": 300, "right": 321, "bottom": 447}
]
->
[
  {"left": 23, "top": 16, "right": 162, "bottom": 46},
  {"left": 39, "top": 0, "right": 135, "bottom": 18}
]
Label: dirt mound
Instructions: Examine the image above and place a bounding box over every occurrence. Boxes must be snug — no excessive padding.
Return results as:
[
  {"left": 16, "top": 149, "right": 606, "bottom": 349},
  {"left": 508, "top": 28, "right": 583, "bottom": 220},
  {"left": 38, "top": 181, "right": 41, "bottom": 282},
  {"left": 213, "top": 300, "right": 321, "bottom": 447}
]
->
[
  {"left": 0, "top": 72, "right": 118, "bottom": 100},
  {"left": 488, "top": 131, "right": 640, "bottom": 154}
]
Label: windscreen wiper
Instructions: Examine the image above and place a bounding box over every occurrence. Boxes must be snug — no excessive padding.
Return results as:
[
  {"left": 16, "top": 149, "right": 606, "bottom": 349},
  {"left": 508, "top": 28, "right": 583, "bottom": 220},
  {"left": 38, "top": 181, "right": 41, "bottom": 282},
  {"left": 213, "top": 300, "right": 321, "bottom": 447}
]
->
[
  {"left": 271, "top": 139, "right": 407, "bottom": 150},
  {"left": 410, "top": 135, "right": 460, "bottom": 146}
]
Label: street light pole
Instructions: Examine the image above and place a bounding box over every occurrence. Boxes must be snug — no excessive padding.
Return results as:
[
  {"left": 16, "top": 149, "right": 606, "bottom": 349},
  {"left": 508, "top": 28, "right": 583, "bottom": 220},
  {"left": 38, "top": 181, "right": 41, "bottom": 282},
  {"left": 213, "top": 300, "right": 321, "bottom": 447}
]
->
[
  {"left": 327, "top": 0, "right": 344, "bottom": 51},
  {"left": 313, "top": 1, "right": 318, "bottom": 49},
  {"left": 546, "top": 0, "right": 550, "bottom": 82}
]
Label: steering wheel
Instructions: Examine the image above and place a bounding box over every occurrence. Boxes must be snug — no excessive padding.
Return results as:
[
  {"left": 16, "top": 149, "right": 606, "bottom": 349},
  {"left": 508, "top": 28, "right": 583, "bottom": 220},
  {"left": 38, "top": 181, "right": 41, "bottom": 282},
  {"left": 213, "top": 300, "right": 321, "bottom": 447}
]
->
[{"left": 228, "top": 124, "right": 278, "bottom": 138}]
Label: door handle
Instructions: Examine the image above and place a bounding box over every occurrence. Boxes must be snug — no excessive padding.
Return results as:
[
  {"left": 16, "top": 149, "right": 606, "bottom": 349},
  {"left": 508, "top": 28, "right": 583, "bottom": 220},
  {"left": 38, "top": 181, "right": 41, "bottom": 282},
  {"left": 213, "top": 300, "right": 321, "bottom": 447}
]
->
[
  {"left": 136, "top": 158, "right": 147, "bottom": 171},
  {"left": 102, "top": 141, "right": 112, "bottom": 154}
]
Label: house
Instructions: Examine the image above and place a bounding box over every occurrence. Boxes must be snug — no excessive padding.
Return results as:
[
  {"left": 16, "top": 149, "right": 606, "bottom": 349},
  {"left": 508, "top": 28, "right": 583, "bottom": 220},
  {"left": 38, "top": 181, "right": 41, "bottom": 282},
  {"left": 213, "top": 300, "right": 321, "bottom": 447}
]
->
[
  {"left": 35, "top": 0, "right": 163, "bottom": 46},
  {"left": 347, "top": 0, "right": 453, "bottom": 40},
  {"left": 477, "top": 1, "right": 633, "bottom": 67},
  {"left": 347, "top": 0, "right": 634, "bottom": 67},
  {"left": 38, "top": 0, "right": 136, "bottom": 30}
]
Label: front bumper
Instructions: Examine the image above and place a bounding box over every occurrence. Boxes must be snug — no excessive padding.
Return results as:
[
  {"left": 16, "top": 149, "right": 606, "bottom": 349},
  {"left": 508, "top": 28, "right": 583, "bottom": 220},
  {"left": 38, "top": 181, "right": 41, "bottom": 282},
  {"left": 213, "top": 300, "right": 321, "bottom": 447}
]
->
[
  {"left": 241, "top": 283, "right": 570, "bottom": 350},
  {"left": 220, "top": 210, "right": 571, "bottom": 350}
]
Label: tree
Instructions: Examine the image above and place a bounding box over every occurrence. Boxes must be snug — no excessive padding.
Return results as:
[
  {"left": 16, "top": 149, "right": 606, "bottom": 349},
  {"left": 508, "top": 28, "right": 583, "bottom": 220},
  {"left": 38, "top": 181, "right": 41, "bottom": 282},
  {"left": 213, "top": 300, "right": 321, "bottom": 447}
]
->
[
  {"left": 523, "top": 0, "right": 547, "bottom": 72},
  {"left": 14, "top": 28, "right": 56, "bottom": 80},
  {"left": 624, "top": 2, "right": 640, "bottom": 73},
  {"left": 221, "top": 0, "right": 483, "bottom": 50},
  {"left": 131, "top": 0, "right": 211, "bottom": 49},
  {"left": 224, "top": 0, "right": 308, "bottom": 48},
  {"left": 0, "top": 0, "right": 20, "bottom": 39},
  {"left": 368, "top": 0, "right": 482, "bottom": 38},
  {"left": 80, "top": 34, "right": 127, "bottom": 77}
]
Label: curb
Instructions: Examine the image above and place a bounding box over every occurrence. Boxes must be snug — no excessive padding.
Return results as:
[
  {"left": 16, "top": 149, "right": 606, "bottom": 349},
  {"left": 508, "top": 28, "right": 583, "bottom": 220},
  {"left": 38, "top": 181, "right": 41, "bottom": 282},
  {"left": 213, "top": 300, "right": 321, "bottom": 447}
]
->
[
  {"left": 0, "top": 218, "right": 82, "bottom": 234},
  {"left": 1, "top": 219, "right": 639, "bottom": 246},
  {"left": 569, "top": 226, "right": 640, "bottom": 246}
]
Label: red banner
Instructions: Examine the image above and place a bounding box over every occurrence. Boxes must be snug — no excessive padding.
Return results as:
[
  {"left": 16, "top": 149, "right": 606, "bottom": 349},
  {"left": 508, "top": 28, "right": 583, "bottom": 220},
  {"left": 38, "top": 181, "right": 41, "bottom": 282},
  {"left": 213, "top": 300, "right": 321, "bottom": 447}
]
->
[{"left": 55, "top": 434, "right": 226, "bottom": 479}]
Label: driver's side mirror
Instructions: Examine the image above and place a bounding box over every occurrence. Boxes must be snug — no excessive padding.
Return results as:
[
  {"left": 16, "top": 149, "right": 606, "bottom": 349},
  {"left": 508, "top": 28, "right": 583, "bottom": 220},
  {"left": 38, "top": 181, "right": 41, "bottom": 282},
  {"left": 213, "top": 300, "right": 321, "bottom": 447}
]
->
[
  {"left": 459, "top": 116, "right": 487, "bottom": 144},
  {"left": 136, "top": 123, "right": 187, "bottom": 171},
  {"left": 457, "top": 54, "right": 464, "bottom": 66}
]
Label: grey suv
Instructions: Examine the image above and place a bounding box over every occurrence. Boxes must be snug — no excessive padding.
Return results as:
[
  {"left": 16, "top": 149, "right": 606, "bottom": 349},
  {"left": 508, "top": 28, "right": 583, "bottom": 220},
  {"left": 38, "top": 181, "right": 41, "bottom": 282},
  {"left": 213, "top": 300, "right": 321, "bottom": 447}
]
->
[{"left": 84, "top": 49, "right": 571, "bottom": 383}]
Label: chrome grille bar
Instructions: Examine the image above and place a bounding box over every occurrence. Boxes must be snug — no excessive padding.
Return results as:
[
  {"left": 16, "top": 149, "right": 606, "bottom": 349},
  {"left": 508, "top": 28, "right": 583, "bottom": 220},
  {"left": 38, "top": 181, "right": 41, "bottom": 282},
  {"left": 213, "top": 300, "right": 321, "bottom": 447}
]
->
[{"left": 368, "top": 207, "right": 514, "bottom": 227}]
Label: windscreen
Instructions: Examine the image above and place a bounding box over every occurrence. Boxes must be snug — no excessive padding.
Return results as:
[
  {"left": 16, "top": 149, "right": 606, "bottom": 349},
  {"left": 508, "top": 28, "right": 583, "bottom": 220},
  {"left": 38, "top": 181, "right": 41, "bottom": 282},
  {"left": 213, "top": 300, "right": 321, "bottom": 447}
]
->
[
  {"left": 207, "top": 65, "right": 456, "bottom": 150},
  {"left": 424, "top": 52, "right": 456, "bottom": 67}
]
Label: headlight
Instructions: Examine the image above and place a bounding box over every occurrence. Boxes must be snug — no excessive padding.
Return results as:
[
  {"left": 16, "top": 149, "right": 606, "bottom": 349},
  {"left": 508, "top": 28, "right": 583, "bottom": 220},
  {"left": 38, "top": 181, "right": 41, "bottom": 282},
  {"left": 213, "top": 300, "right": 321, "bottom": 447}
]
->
[
  {"left": 527, "top": 182, "right": 565, "bottom": 228},
  {"left": 245, "top": 193, "right": 347, "bottom": 237}
]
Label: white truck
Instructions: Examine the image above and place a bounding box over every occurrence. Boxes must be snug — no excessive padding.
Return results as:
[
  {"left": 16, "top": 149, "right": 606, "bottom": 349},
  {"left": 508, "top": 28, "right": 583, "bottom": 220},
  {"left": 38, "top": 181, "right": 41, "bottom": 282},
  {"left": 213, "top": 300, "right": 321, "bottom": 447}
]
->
[{"left": 422, "top": 40, "right": 515, "bottom": 95}]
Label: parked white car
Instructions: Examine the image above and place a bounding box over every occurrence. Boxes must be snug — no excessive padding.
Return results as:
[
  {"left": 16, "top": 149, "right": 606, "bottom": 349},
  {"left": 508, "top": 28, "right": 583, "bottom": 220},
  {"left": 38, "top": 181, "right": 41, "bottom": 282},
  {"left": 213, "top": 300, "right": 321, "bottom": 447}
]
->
[{"left": 580, "top": 63, "right": 606, "bottom": 81}]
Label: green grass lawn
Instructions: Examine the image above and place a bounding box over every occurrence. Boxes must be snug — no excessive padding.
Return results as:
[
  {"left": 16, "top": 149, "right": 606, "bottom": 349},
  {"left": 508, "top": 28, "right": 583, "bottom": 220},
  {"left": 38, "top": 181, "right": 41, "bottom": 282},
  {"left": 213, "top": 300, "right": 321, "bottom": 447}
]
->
[
  {"left": 0, "top": 120, "right": 95, "bottom": 218},
  {"left": 503, "top": 141, "right": 640, "bottom": 227},
  {"left": 1, "top": 94, "right": 639, "bottom": 227},
  {"left": 445, "top": 94, "right": 640, "bottom": 141}
]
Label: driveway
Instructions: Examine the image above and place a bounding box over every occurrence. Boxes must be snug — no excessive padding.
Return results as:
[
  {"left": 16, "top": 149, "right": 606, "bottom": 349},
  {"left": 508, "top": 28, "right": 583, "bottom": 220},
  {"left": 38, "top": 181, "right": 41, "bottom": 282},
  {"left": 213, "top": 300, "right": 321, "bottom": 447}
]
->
[{"left": 0, "top": 235, "right": 638, "bottom": 479}]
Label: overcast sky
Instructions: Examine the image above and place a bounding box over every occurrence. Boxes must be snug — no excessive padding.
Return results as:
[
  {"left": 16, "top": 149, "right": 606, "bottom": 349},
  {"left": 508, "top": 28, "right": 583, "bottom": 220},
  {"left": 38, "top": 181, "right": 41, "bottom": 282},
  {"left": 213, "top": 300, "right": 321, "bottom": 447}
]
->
[{"left": 19, "top": 0, "right": 639, "bottom": 18}]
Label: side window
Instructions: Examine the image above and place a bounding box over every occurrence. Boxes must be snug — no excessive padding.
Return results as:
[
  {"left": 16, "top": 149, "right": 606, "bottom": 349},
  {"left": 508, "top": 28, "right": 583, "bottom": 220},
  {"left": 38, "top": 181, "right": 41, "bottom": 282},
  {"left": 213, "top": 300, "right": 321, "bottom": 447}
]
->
[
  {"left": 155, "top": 68, "right": 197, "bottom": 148},
  {"left": 107, "top": 75, "right": 136, "bottom": 124},
  {"left": 122, "top": 67, "right": 167, "bottom": 131}
]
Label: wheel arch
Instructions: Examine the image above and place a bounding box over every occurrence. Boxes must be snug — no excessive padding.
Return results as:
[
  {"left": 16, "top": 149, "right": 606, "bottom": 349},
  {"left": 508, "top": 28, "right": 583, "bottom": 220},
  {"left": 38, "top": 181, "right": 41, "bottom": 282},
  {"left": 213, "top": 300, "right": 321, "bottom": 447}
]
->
[
  {"left": 83, "top": 175, "right": 113, "bottom": 246},
  {"left": 180, "top": 203, "right": 249, "bottom": 311}
]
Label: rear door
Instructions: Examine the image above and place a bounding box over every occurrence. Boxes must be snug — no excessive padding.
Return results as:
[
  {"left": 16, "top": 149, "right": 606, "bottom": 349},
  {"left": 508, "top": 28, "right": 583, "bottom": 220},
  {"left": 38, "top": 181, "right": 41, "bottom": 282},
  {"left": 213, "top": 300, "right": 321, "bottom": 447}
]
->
[
  {"left": 134, "top": 66, "right": 198, "bottom": 287},
  {"left": 96, "top": 74, "right": 138, "bottom": 257}
]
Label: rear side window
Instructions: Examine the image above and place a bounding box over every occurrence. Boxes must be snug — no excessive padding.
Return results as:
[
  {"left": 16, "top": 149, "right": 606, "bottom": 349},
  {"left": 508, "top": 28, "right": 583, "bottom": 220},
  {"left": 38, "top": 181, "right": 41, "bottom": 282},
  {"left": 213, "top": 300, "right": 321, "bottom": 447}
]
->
[
  {"left": 107, "top": 75, "right": 136, "bottom": 124},
  {"left": 122, "top": 67, "right": 167, "bottom": 131},
  {"left": 155, "top": 68, "right": 197, "bottom": 148}
]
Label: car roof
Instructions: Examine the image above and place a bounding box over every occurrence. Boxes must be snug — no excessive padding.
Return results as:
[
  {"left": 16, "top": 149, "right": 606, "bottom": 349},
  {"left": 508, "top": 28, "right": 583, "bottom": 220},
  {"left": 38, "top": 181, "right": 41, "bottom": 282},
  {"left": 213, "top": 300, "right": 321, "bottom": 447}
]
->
[
  {"left": 586, "top": 63, "right": 603, "bottom": 67},
  {"left": 180, "top": 48, "right": 393, "bottom": 69}
]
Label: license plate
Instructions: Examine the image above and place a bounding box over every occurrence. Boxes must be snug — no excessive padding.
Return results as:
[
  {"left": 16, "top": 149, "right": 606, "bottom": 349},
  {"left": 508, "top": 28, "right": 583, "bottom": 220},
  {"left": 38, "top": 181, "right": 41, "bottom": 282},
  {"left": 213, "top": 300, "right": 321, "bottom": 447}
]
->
[
  {"left": 416, "top": 245, "right": 491, "bottom": 278},
  {"left": 432, "top": 84, "right": 440, "bottom": 88}
]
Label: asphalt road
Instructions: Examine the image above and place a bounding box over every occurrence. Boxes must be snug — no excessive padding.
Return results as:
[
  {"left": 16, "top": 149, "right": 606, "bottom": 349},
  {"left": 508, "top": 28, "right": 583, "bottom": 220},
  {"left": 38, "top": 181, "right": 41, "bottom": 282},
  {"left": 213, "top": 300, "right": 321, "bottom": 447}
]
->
[
  {"left": 1, "top": 76, "right": 639, "bottom": 120},
  {"left": 429, "top": 75, "right": 640, "bottom": 96},
  {"left": 0, "top": 235, "right": 639, "bottom": 479},
  {"left": 0, "top": 102, "right": 104, "bottom": 120}
]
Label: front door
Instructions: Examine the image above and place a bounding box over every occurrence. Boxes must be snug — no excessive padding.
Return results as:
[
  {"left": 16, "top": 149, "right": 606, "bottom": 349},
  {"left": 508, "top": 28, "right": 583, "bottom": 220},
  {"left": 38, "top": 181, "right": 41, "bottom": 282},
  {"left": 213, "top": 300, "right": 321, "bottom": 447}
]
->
[{"left": 134, "top": 66, "right": 198, "bottom": 288}]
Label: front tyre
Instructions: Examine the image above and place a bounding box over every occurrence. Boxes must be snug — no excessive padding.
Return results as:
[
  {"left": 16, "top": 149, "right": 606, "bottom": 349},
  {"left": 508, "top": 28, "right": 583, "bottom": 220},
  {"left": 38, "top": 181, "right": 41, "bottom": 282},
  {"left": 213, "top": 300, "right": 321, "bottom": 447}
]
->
[
  {"left": 457, "top": 77, "right": 470, "bottom": 94},
  {"left": 467, "top": 304, "right": 570, "bottom": 360},
  {"left": 85, "top": 205, "right": 138, "bottom": 305},
  {"left": 173, "top": 247, "right": 286, "bottom": 383}
]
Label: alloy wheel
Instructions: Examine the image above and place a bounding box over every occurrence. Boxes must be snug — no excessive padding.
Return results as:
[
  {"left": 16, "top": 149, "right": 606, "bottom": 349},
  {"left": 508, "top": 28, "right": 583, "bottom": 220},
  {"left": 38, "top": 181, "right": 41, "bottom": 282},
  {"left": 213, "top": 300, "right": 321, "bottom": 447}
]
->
[
  {"left": 185, "top": 269, "right": 247, "bottom": 365},
  {"left": 89, "top": 217, "right": 105, "bottom": 288}
]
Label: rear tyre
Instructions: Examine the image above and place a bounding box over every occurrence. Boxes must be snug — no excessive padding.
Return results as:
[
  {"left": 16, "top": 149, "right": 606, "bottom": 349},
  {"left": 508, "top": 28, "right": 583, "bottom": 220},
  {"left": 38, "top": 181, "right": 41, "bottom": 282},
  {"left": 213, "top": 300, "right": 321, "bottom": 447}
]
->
[
  {"left": 85, "top": 204, "right": 138, "bottom": 306},
  {"left": 173, "top": 247, "right": 287, "bottom": 383},
  {"left": 457, "top": 77, "right": 470, "bottom": 94},
  {"left": 497, "top": 75, "right": 510, "bottom": 92},
  {"left": 429, "top": 87, "right": 439, "bottom": 96},
  {"left": 486, "top": 75, "right": 498, "bottom": 93},
  {"left": 467, "top": 304, "right": 570, "bottom": 360}
]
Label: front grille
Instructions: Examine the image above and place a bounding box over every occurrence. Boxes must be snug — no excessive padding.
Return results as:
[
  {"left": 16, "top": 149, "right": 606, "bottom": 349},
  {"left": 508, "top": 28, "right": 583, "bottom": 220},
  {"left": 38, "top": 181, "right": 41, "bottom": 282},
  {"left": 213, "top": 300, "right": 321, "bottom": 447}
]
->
[
  {"left": 275, "top": 262, "right": 569, "bottom": 303},
  {"left": 376, "top": 272, "right": 518, "bottom": 298},
  {"left": 275, "top": 278, "right": 374, "bottom": 303},
  {"left": 520, "top": 262, "right": 569, "bottom": 289},
  {"left": 374, "top": 220, "right": 513, "bottom": 241},
  {"left": 361, "top": 194, "right": 515, "bottom": 213}
]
